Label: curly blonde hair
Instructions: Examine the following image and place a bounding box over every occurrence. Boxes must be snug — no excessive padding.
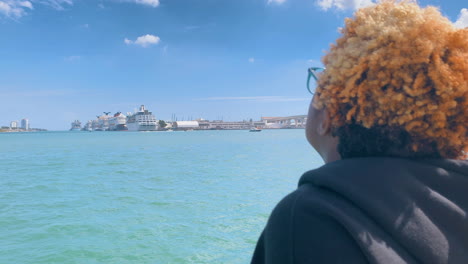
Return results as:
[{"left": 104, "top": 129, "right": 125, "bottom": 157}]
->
[{"left": 314, "top": 0, "right": 468, "bottom": 159}]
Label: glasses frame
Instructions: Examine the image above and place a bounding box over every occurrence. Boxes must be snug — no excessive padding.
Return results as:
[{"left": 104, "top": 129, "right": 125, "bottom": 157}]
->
[{"left": 307, "top": 67, "right": 325, "bottom": 94}]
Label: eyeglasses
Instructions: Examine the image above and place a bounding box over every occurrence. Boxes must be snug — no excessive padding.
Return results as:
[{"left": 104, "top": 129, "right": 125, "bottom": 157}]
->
[{"left": 307, "top": 67, "right": 325, "bottom": 94}]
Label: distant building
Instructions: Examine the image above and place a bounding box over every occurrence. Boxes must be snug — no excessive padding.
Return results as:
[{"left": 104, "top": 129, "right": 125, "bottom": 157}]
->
[
  {"left": 21, "top": 118, "right": 29, "bottom": 130},
  {"left": 261, "top": 115, "right": 307, "bottom": 129},
  {"left": 198, "top": 120, "right": 253, "bottom": 130},
  {"left": 172, "top": 121, "right": 199, "bottom": 131},
  {"left": 10, "top": 121, "right": 18, "bottom": 129}
]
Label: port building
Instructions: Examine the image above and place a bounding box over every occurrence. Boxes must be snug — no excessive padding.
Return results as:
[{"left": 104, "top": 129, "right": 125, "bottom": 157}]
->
[
  {"left": 199, "top": 120, "right": 252, "bottom": 130},
  {"left": 172, "top": 121, "right": 199, "bottom": 131},
  {"left": 261, "top": 115, "right": 307, "bottom": 129},
  {"left": 170, "top": 116, "right": 307, "bottom": 130}
]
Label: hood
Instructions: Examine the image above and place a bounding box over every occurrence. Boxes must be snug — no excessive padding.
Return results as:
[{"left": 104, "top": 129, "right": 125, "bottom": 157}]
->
[{"left": 299, "top": 157, "right": 468, "bottom": 264}]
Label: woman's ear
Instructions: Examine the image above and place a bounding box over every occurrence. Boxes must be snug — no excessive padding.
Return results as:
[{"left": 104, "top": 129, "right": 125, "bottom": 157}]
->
[{"left": 317, "top": 109, "right": 332, "bottom": 136}]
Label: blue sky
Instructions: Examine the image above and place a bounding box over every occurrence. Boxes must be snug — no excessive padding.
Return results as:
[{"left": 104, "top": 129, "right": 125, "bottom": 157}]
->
[{"left": 0, "top": 0, "right": 466, "bottom": 130}]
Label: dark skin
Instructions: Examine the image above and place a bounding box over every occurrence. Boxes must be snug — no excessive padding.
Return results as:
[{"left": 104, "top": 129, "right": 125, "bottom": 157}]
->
[{"left": 306, "top": 96, "right": 341, "bottom": 164}]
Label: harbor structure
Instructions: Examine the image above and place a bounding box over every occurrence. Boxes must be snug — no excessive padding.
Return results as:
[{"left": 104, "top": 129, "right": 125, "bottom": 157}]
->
[
  {"left": 172, "top": 121, "right": 199, "bottom": 131},
  {"left": 197, "top": 120, "right": 254, "bottom": 130},
  {"left": 261, "top": 115, "right": 307, "bottom": 129},
  {"left": 72, "top": 104, "right": 306, "bottom": 131},
  {"left": 171, "top": 117, "right": 304, "bottom": 130}
]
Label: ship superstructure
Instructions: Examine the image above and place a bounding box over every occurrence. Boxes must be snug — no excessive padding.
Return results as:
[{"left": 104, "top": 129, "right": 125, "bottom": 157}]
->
[
  {"left": 126, "top": 105, "right": 158, "bottom": 131},
  {"left": 82, "top": 120, "right": 93, "bottom": 131},
  {"left": 70, "top": 120, "right": 81, "bottom": 131},
  {"left": 109, "top": 112, "right": 128, "bottom": 131},
  {"left": 95, "top": 112, "right": 111, "bottom": 131}
]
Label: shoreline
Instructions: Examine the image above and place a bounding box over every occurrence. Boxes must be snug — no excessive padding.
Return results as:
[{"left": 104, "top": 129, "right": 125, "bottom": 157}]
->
[{"left": 0, "top": 129, "right": 47, "bottom": 133}]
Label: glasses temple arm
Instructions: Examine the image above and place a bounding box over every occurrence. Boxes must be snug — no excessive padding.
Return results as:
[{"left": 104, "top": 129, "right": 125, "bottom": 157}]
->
[{"left": 307, "top": 72, "right": 313, "bottom": 94}]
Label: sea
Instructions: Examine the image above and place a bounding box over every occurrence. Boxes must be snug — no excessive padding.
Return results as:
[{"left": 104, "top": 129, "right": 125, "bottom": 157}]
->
[{"left": 1, "top": 129, "right": 324, "bottom": 264}]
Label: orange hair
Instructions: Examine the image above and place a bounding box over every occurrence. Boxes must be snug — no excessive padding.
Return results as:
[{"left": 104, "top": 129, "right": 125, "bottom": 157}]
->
[{"left": 315, "top": 0, "right": 468, "bottom": 159}]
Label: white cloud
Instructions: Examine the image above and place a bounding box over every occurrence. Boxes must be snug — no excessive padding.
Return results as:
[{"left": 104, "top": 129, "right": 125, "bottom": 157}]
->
[
  {"left": 37, "top": 0, "right": 72, "bottom": 11},
  {"left": 135, "top": 0, "right": 159, "bottom": 7},
  {"left": 1, "top": 0, "right": 163, "bottom": 19},
  {"left": 125, "top": 34, "right": 160, "bottom": 47},
  {"left": 19, "top": 1, "right": 33, "bottom": 9},
  {"left": 454, "top": 8, "right": 468, "bottom": 29},
  {"left": 119, "top": 0, "right": 159, "bottom": 8},
  {"left": 0, "top": 0, "right": 72, "bottom": 18},
  {"left": 0, "top": 1, "right": 29, "bottom": 18},
  {"left": 196, "top": 96, "right": 309, "bottom": 102},
  {"left": 316, "top": 0, "right": 375, "bottom": 11},
  {"left": 135, "top": 34, "right": 160, "bottom": 46},
  {"left": 267, "top": 0, "right": 286, "bottom": 5},
  {"left": 248, "top": 58, "right": 255, "bottom": 63}
]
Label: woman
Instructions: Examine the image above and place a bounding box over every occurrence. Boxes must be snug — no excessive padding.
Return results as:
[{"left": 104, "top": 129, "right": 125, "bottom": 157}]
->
[{"left": 251, "top": 1, "right": 468, "bottom": 263}]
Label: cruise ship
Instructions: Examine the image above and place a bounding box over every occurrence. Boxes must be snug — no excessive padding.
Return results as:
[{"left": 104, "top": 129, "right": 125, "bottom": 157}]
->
[
  {"left": 109, "top": 112, "right": 128, "bottom": 131},
  {"left": 95, "top": 112, "right": 111, "bottom": 131},
  {"left": 82, "top": 120, "right": 93, "bottom": 131},
  {"left": 126, "top": 105, "right": 158, "bottom": 131},
  {"left": 70, "top": 120, "right": 81, "bottom": 131}
]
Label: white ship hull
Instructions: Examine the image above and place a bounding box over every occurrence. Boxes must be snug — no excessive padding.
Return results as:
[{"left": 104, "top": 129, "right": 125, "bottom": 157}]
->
[
  {"left": 109, "top": 124, "right": 128, "bottom": 131},
  {"left": 127, "top": 122, "right": 157, "bottom": 131},
  {"left": 109, "top": 119, "right": 128, "bottom": 130}
]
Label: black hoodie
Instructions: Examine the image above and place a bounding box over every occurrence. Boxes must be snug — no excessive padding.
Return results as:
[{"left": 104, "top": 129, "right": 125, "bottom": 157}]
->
[{"left": 251, "top": 158, "right": 468, "bottom": 264}]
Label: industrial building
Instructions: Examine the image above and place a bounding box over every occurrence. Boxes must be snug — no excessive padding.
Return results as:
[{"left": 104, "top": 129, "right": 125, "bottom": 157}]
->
[{"left": 172, "top": 121, "right": 200, "bottom": 131}]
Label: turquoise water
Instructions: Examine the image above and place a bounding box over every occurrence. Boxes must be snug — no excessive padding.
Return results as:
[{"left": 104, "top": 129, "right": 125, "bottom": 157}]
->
[{"left": 1, "top": 130, "right": 323, "bottom": 264}]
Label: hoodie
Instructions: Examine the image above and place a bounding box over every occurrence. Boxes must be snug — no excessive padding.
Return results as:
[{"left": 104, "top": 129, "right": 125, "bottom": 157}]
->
[{"left": 251, "top": 158, "right": 468, "bottom": 264}]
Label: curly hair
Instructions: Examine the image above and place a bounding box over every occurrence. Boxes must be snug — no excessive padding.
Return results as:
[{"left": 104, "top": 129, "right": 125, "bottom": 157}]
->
[{"left": 314, "top": 0, "right": 468, "bottom": 159}]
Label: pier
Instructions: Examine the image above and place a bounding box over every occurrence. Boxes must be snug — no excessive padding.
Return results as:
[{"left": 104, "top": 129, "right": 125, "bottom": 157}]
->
[{"left": 261, "top": 115, "right": 307, "bottom": 129}]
